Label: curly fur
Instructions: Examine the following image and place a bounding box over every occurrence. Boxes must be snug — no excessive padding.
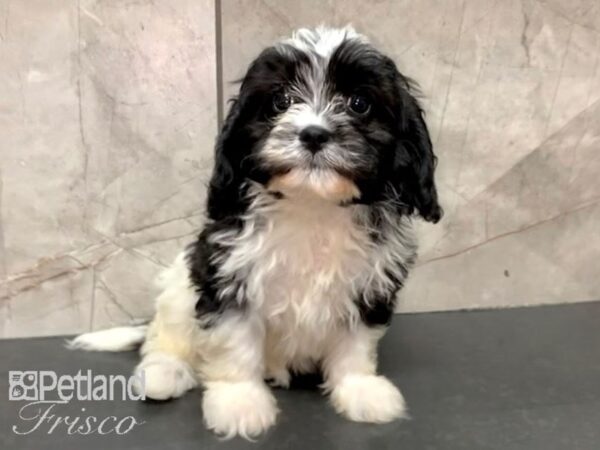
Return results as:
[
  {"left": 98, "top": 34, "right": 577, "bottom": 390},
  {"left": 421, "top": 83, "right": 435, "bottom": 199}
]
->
[{"left": 71, "top": 26, "right": 442, "bottom": 440}]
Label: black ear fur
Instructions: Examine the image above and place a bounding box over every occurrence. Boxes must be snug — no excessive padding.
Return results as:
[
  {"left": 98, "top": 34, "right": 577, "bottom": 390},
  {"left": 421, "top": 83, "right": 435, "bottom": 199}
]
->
[
  {"left": 206, "top": 46, "right": 299, "bottom": 222},
  {"left": 392, "top": 75, "right": 443, "bottom": 223},
  {"left": 206, "top": 99, "right": 248, "bottom": 221}
]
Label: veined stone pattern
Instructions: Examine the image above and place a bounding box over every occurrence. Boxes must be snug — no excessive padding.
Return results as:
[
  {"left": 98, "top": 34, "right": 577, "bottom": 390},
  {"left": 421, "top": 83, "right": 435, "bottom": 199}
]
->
[{"left": 1, "top": 0, "right": 599, "bottom": 336}]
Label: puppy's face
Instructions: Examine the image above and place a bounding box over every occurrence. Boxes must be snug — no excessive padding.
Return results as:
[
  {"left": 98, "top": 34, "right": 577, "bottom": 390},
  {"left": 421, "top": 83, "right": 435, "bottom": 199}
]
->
[{"left": 210, "top": 27, "right": 442, "bottom": 221}]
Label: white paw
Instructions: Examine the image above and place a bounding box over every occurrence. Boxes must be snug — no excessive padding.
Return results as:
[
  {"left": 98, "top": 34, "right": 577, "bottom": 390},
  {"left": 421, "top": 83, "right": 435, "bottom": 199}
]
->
[
  {"left": 266, "top": 368, "right": 291, "bottom": 389},
  {"left": 134, "top": 352, "right": 197, "bottom": 400},
  {"left": 202, "top": 381, "right": 278, "bottom": 439},
  {"left": 330, "top": 374, "right": 407, "bottom": 423}
]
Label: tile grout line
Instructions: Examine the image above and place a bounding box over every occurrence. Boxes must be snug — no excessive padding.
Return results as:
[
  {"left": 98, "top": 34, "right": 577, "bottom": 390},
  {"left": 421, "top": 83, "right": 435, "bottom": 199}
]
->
[{"left": 214, "top": 0, "right": 224, "bottom": 129}]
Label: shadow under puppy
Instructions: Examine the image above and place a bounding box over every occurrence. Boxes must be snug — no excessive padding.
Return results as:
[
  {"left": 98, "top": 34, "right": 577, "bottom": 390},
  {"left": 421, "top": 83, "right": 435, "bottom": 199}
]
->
[{"left": 71, "top": 26, "right": 442, "bottom": 439}]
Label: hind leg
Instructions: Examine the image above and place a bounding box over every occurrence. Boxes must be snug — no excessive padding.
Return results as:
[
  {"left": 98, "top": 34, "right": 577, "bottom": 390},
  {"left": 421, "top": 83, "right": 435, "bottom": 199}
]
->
[
  {"left": 134, "top": 253, "right": 199, "bottom": 400},
  {"left": 135, "top": 252, "right": 277, "bottom": 438}
]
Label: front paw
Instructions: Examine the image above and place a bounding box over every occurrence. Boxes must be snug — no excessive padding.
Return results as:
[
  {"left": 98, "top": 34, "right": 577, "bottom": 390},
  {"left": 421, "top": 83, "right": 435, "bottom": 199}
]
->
[
  {"left": 330, "top": 374, "right": 407, "bottom": 423},
  {"left": 202, "top": 381, "right": 278, "bottom": 439},
  {"left": 135, "top": 353, "right": 197, "bottom": 401},
  {"left": 265, "top": 368, "right": 291, "bottom": 389}
]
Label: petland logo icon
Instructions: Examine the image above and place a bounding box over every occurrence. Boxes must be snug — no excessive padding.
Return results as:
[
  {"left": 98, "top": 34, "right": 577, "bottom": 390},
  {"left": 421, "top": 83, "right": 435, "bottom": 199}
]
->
[
  {"left": 9, "top": 371, "right": 39, "bottom": 401},
  {"left": 8, "top": 370, "right": 146, "bottom": 435}
]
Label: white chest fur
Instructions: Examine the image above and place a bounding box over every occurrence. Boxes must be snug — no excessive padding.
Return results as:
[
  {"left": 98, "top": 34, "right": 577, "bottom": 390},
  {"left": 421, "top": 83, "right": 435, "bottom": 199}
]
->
[
  {"left": 255, "top": 194, "right": 370, "bottom": 319},
  {"left": 213, "top": 186, "right": 416, "bottom": 370},
  {"left": 252, "top": 191, "right": 374, "bottom": 368}
]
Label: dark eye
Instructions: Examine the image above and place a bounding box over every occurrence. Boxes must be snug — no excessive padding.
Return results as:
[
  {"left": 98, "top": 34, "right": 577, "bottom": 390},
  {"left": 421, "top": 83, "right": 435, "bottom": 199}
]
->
[
  {"left": 272, "top": 92, "right": 292, "bottom": 112},
  {"left": 348, "top": 94, "right": 371, "bottom": 115}
]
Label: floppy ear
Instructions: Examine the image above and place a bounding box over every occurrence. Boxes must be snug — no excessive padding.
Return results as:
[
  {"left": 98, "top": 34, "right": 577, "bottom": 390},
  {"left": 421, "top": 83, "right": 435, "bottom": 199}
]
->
[
  {"left": 207, "top": 46, "right": 289, "bottom": 221},
  {"left": 206, "top": 99, "right": 247, "bottom": 221},
  {"left": 391, "top": 80, "right": 443, "bottom": 223}
]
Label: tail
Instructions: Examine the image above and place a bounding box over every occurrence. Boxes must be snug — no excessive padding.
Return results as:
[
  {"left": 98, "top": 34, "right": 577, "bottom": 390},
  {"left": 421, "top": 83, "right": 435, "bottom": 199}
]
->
[{"left": 67, "top": 324, "right": 148, "bottom": 352}]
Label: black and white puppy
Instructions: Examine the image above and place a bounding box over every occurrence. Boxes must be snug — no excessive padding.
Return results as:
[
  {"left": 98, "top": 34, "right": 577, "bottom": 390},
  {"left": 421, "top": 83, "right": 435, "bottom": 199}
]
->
[{"left": 72, "top": 26, "right": 442, "bottom": 439}]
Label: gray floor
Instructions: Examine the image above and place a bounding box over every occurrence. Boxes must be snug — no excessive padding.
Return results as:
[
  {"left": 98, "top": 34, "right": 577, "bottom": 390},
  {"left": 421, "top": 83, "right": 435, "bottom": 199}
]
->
[{"left": 2, "top": 302, "right": 600, "bottom": 450}]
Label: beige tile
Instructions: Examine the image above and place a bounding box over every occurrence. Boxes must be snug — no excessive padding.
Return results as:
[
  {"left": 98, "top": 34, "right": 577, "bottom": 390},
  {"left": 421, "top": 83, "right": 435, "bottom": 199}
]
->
[
  {"left": 539, "top": 0, "right": 600, "bottom": 32},
  {"left": 4, "top": 269, "right": 94, "bottom": 338},
  {"left": 400, "top": 201, "right": 600, "bottom": 312},
  {"left": 0, "top": 299, "right": 8, "bottom": 338},
  {"left": 545, "top": 24, "right": 600, "bottom": 136},
  {"left": 407, "top": 97, "right": 600, "bottom": 311},
  {"left": 0, "top": 0, "right": 216, "bottom": 337},
  {"left": 0, "top": 0, "right": 89, "bottom": 276},
  {"left": 90, "top": 251, "right": 159, "bottom": 330},
  {"left": 423, "top": 97, "right": 600, "bottom": 257},
  {"left": 90, "top": 235, "right": 197, "bottom": 330},
  {"left": 78, "top": 0, "right": 216, "bottom": 235}
]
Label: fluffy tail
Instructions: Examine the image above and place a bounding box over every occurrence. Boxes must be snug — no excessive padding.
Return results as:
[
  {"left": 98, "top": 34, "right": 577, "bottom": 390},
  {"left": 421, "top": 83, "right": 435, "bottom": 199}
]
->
[{"left": 67, "top": 325, "right": 148, "bottom": 352}]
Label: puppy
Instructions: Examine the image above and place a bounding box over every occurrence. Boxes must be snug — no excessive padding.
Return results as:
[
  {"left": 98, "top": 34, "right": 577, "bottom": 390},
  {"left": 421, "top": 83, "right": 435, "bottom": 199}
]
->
[{"left": 71, "top": 26, "right": 442, "bottom": 439}]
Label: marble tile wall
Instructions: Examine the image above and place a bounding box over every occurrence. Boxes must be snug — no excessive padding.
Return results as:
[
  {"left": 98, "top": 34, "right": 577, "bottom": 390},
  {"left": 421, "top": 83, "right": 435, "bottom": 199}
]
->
[
  {"left": 0, "top": 0, "right": 217, "bottom": 337},
  {"left": 1, "top": 0, "right": 599, "bottom": 337}
]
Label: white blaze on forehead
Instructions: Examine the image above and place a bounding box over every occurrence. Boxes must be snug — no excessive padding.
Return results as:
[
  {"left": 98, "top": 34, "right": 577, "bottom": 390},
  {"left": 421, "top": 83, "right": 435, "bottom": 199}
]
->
[
  {"left": 290, "top": 107, "right": 328, "bottom": 130},
  {"left": 283, "top": 25, "right": 367, "bottom": 58},
  {"left": 274, "top": 26, "right": 369, "bottom": 131}
]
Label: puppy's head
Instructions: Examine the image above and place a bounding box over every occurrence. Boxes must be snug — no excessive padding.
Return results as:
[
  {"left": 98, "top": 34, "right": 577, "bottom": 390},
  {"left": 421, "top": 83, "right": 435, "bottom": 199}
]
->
[{"left": 208, "top": 27, "right": 442, "bottom": 222}]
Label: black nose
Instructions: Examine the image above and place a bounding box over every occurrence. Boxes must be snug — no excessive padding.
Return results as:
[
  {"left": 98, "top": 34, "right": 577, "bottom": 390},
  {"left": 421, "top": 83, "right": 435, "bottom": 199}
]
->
[{"left": 299, "top": 126, "right": 331, "bottom": 153}]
